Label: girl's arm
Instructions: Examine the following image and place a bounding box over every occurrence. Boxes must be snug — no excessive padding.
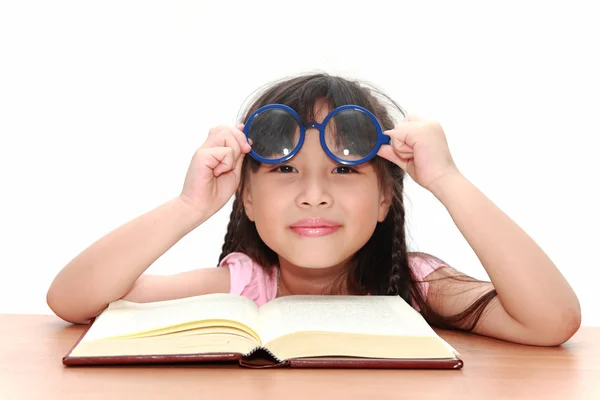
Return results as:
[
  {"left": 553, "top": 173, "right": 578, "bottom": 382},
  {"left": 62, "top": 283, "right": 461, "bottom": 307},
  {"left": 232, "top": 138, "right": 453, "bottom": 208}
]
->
[
  {"left": 48, "top": 124, "right": 251, "bottom": 324},
  {"left": 46, "top": 196, "right": 229, "bottom": 324},
  {"left": 424, "top": 172, "right": 581, "bottom": 346}
]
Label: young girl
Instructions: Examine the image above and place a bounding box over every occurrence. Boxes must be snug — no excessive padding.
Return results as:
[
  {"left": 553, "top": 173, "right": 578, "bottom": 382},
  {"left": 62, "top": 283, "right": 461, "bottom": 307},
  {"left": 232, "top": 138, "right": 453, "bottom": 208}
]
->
[{"left": 47, "top": 73, "right": 581, "bottom": 346}]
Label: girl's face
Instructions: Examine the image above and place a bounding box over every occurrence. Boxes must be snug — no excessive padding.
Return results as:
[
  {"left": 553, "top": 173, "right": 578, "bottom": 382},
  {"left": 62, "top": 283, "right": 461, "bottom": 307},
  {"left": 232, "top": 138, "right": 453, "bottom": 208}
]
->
[{"left": 243, "top": 101, "right": 391, "bottom": 269}]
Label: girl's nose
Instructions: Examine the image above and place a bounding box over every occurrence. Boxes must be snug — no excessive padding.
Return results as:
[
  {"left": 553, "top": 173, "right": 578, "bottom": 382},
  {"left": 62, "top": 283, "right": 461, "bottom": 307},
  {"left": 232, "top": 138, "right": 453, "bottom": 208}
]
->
[{"left": 296, "top": 172, "right": 334, "bottom": 208}]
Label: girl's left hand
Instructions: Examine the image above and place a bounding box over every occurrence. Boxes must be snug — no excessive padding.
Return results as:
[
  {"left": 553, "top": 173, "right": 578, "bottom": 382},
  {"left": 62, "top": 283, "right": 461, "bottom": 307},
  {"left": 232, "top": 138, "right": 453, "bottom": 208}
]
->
[{"left": 376, "top": 114, "right": 461, "bottom": 191}]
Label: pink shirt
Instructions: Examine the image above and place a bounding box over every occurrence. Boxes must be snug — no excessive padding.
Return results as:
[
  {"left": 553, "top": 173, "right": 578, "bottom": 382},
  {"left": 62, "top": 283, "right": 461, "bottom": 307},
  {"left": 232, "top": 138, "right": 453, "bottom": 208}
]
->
[{"left": 218, "top": 252, "right": 443, "bottom": 311}]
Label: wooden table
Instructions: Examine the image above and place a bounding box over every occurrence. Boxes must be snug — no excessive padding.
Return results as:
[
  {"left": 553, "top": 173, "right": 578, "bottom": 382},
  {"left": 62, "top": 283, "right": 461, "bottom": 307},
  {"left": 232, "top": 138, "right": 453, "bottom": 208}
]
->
[{"left": 0, "top": 314, "right": 598, "bottom": 399}]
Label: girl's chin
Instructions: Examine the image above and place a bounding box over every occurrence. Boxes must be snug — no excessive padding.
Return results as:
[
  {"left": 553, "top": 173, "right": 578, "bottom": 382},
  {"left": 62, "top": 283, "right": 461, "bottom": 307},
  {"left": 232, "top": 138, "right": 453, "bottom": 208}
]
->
[{"left": 278, "top": 252, "right": 353, "bottom": 270}]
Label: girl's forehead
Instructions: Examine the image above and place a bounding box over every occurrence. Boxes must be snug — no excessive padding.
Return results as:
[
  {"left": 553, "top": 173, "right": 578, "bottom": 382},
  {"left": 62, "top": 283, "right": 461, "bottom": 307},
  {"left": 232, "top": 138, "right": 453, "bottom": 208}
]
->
[{"left": 311, "top": 101, "right": 331, "bottom": 123}]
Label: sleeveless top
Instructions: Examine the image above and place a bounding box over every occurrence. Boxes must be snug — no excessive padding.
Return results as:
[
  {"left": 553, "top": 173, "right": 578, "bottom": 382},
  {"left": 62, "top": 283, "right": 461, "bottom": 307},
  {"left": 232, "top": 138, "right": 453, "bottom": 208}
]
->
[{"left": 218, "top": 252, "right": 444, "bottom": 312}]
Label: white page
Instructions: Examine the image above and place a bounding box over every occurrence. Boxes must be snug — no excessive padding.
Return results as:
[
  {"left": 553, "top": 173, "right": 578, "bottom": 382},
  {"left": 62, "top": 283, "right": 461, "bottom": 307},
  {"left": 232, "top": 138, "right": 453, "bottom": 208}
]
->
[
  {"left": 258, "top": 295, "right": 437, "bottom": 345},
  {"left": 82, "top": 293, "right": 260, "bottom": 341}
]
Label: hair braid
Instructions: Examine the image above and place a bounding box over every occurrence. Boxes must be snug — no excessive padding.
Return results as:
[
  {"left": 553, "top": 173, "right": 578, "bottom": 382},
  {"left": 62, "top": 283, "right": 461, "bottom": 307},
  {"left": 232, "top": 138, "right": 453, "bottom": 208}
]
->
[
  {"left": 387, "top": 191, "right": 411, "bottom": 302},
  {"left": 218, "top": 196, "right": 244, "bottom": 263}
]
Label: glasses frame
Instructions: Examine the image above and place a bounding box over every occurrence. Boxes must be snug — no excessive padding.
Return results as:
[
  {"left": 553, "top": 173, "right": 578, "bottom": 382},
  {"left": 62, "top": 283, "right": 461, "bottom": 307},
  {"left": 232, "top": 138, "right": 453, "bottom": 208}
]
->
[{"left": 243, "top": 103, "right": 391, "bottom": 166}]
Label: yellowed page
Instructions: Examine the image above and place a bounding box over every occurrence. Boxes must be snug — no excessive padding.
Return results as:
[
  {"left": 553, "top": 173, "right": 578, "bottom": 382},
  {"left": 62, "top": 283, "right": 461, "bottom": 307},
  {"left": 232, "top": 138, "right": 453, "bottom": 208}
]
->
[
  {"left": 82, "top": 293, "right": 260, "bottom": 342},
  {"left": 258, "top": 295, "right": 437, "bottom": 346},
  {"left": 69, "top": 332, "right": 256, "bottom": 357},
  {"left": 70, "top": 330, "right": 258, "bottom": 357}
]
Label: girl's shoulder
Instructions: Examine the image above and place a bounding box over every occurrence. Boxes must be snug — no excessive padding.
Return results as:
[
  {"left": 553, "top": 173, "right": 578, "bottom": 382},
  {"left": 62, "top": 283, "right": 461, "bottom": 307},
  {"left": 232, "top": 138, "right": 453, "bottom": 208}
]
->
[
  {"left": 218, "top": 252, "right": 277, "bottom": 307},
  {"left": 407, "top": 252, "right": 447, "bottom": 282},
  {"left": 407, "top": 252, "right": 449, "bottom": 311}
]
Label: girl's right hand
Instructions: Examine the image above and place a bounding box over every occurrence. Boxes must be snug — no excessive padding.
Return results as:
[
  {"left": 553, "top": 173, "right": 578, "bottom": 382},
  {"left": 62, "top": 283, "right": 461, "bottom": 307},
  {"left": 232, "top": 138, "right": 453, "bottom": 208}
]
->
[{"left": 179, "top": 124, "right": 252, "bottom": 219}]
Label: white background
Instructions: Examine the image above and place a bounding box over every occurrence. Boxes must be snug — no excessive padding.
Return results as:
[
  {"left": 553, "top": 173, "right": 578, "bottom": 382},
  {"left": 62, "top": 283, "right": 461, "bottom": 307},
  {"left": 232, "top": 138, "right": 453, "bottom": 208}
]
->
[{"left": 1, "top": 1, "right": 598, "bottom": 325}]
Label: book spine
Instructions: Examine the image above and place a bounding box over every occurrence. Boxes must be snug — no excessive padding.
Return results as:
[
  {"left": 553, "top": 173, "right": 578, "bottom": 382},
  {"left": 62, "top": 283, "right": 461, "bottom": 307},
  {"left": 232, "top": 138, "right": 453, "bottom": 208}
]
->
[{"left": 244, "top": 345, "right": 283, "bottom": 363}]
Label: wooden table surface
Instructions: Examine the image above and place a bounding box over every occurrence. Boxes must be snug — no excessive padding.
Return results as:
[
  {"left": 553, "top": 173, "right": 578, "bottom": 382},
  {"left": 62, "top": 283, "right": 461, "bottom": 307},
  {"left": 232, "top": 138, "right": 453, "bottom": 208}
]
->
[{"left": 0, "top": 314, "right": 598, "bottom": 399}]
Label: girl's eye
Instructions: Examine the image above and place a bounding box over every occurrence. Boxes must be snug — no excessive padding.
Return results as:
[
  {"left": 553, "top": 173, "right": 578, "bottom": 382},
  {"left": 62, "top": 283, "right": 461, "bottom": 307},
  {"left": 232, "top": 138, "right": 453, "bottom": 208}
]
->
[
  {"left": 274, "top": 165, "right": 297, "bottom": 173},
  {"left": 271, "top": 165, "right": 356, "bottom": 174},
  {"left": 333, "top": 166, "right": 357, "bottom": 174}
]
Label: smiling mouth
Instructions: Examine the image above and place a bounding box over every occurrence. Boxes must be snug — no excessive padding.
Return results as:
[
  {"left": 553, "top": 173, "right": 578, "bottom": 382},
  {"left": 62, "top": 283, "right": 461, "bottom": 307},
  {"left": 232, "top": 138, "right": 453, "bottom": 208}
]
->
[{"left": 289, "top": 226, "right": 341, "bottom": 237}]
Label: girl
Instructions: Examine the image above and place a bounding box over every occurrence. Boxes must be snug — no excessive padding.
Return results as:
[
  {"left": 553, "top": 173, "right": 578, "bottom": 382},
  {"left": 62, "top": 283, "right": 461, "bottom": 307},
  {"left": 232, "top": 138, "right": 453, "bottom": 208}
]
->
[{"left": 47, "top": 73, "right": 581, "bottom": 346}]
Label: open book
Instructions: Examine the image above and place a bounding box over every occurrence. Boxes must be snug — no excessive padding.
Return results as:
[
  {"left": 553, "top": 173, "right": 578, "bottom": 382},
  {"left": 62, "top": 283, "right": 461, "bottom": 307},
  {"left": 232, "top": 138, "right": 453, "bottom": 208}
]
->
[{"left": 63, "top": 293, "right": 463, "bottom": 369}]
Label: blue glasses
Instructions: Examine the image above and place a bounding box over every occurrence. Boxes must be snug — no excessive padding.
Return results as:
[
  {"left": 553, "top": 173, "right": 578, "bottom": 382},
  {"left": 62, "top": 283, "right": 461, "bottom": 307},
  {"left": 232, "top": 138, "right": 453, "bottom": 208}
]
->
[{"left": 243, "top": 104, "right": 391, "bottom": 166}]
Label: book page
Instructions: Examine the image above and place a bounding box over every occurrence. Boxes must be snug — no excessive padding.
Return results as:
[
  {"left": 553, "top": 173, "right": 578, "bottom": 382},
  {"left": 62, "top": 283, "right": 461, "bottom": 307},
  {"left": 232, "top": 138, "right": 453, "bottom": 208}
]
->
[
  {"left": 82, "top": 293, "right": 260, "bottom": 342},
  {"left": 258, "top": 295, "right": 437, "bottom": 346}
]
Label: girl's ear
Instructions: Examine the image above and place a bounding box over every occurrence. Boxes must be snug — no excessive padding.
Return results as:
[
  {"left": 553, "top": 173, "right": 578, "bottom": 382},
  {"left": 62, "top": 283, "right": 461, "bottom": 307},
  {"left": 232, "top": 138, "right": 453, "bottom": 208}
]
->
[
  {"left": 242, "top": 185, "right": 255, "bottom": 222},
  {"left": 377, "top": 186, "right": 393, "bottom": 222}
]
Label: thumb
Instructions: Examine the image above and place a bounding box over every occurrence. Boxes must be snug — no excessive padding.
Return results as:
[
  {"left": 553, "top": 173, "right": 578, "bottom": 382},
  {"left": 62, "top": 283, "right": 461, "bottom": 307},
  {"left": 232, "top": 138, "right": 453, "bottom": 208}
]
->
[
  {"left": 237, "top": 123, "right": 253, "bottom": 147},
  {"left": 233, "top": 149, "right": 246, "bottom": 179},
  {"left": 377, "top": 145, "right": 410, "bottom": 171}
]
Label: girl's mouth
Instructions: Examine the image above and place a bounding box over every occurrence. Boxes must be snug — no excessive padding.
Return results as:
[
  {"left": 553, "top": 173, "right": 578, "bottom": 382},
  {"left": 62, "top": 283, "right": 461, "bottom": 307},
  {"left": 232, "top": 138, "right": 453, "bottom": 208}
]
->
[{"left": 290, "top": 226, "right": 341, "bottom": 237}]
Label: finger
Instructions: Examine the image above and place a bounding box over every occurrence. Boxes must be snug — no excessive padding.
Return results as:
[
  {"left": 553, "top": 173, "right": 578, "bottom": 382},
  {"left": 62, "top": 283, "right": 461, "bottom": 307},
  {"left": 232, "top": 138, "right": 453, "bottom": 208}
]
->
[
  {"left": 233, "top": 147, "right": 246, "bottom": 178},
  {"left": 213, "top": 125, "right": 249, "bottom": 153},
  {"left": 205, "top": 125, "right": 249, "bottom": 153},
  {"left": 384, "top": 129, "right": 415, "bottom": 157},
  {"left": 392, "top": 135, "right": 414, "bottom": 155},
  {"left": 207, "top": 125, "right": 230, "bottom": 137},
  {"left": 230, "top": 124, "right": 252, "bottom": 152},
  {"left": 236, "top": 123, "right": 252, "bottom": 150},
  {"left": 202, "top": 125, "right": 228, "bottom": 149},
  {"left": 384, "top": 123, "right": 418, "bottom": 148},
  {"left": 377, "top": 146, "right": 411, "bottom": 171},
  {"left": 201, "top": 147, "right": 231, "bottom": 170},
  {"left": 205, "top": 130, "right": 242, "bottom": 159},
  {"left": 209, "top": 147, "right": 235, "bottom": 177}
]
